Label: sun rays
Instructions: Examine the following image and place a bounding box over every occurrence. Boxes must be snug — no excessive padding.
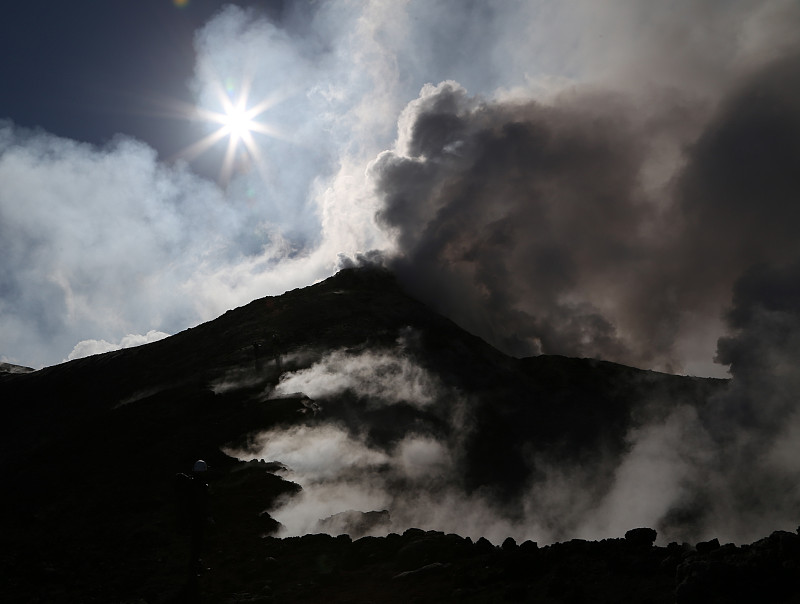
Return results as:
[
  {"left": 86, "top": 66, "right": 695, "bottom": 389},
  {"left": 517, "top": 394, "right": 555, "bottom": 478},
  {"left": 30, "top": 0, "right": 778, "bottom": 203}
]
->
[{"left": 176, "top": 76, "right": 286, "bottom": 184}]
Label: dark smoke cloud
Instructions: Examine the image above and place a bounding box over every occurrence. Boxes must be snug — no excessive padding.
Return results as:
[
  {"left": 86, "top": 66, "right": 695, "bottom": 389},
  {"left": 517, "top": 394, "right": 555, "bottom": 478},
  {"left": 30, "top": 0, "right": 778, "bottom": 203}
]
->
[
  {"left": 369, "top": 48, "right": 800, "bottom": 375},
  {"left": 370, "top": 81, "right": 677, "bottom": 368},
  {"left": 668, "top": 260, "right": 800, "bottom": 542},
  {"left": 677, "top": 55, "right": 800, "bottom": 296},
  {"left": 718, "top": 263, "right": 800, "bottom": 391}
]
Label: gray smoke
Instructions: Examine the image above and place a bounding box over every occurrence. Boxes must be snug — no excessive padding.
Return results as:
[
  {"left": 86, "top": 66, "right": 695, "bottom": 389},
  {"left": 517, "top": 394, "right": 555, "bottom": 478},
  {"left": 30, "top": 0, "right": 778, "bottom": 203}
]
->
[
  {"left": 367, "top": 46, "right": 800, "bottom": 376},
  {"left": 695, "top": 262, "right": 800, "bottom": 541},
  {"left": 370, "top": 81, "right": 661, "bottom": 366}
]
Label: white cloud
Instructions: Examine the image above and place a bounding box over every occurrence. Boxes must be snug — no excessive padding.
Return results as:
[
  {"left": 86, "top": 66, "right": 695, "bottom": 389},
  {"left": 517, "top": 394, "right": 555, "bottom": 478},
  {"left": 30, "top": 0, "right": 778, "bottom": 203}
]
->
[
  {"left": 66, "top": 330, "right": 170, "bottom": 361},
  {"left": 274, "top": 347, "right": 441, "bottom": 409}
]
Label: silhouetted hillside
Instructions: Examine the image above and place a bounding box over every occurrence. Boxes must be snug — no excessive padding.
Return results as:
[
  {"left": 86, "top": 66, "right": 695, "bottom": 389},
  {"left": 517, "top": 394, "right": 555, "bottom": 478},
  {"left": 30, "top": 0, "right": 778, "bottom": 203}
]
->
[{"left": 6, "top": 267, "right": 794, "bottom": 604}]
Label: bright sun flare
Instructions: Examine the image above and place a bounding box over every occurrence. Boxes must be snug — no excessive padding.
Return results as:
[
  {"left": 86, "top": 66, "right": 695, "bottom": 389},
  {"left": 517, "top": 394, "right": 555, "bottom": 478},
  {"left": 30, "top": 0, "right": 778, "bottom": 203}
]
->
[
  {"left": 221, "top": 103, "right": 255, "bottom": 141},
  {"left": 175, "top": 77, "right": 283, "bottom": 183}
]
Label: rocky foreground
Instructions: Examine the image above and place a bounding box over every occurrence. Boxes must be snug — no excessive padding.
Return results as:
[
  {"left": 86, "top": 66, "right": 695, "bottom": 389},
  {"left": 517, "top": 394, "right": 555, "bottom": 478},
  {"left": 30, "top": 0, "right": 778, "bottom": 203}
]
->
[
  {"left": 130, "top": 524, "right": 800, "bottom": 604},
  {"left": 181, "top": 526, "right": 800, "bottom": 604},
  {"left": 5, "top": 453, "right": 799, "bottom": 602},
  {"left": 6, "top": 491, "right": 800, "bottom": 604},
  {"left": 113, "top": 523, "right": 800, "bottom": 603}
]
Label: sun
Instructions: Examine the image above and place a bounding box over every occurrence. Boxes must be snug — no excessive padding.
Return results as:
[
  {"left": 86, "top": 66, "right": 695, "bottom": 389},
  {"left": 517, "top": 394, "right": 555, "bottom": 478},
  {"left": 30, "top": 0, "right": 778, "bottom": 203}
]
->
[
  {"left": 220, "top": 101, "right": 255, "bottom": 142},
  {"left": 175, "top": 77, "right": 284, "bottom": 183},
  {"left": 210, "top": 91, "right": 264, "bottom": 144}
]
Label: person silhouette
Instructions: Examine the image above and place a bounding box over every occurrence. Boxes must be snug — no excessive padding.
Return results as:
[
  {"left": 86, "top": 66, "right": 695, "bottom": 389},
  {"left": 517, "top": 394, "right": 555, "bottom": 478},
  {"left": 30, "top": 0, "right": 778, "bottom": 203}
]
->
[
  {"left": 175, "top": 459, "right": 212, "bottom": 577},
  {"left": 270, "top": 332, "right": 282, "bottom": 373}
]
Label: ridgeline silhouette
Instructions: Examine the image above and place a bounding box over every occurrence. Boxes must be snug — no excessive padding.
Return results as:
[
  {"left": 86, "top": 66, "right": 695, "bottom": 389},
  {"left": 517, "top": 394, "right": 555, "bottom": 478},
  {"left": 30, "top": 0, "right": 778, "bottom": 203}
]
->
[{"left": 2, "top": 267, "right": 798, "bottom": 603}]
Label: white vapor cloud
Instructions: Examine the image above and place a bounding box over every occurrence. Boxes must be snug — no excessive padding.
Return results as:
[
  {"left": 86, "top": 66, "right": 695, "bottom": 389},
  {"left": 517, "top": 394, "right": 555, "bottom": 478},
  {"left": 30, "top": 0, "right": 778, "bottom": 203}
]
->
[
  {"left": 273, "top": 335, "right": 442, "bottom": 408},
  {"left": 230, "top": 421, "right": 527, "bottom": 542},
  {"left": 242, "top": 424, "right": 391, "bottom": 483},
  {"left": 66, "top": 329, "right": 171, "bottom": 361}
]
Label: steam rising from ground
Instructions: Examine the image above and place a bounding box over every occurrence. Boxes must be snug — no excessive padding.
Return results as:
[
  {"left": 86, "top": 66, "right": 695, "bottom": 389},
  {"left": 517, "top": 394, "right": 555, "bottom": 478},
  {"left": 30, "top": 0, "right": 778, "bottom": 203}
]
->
[
  {"left": 273, "top": 336, "right": 442, "bottom": 409},
  {"left": 231, "top": 421, "right": 527, "bottom": 541},
  {"left": 227, "top": 319, "right": 800, "bottom": 545}
]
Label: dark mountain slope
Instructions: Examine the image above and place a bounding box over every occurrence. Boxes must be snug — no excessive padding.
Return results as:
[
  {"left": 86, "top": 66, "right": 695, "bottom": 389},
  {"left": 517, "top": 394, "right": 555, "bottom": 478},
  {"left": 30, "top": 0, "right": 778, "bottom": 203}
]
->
[{"left": 0, "top": 267, "right": 732, "bottom": 602}]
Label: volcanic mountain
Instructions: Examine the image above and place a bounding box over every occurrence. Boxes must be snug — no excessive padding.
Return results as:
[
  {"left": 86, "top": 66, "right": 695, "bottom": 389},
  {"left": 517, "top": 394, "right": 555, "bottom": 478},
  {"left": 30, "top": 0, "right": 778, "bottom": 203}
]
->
[{"left": 2, "top": 267, "right": 798, "bottom": 603}]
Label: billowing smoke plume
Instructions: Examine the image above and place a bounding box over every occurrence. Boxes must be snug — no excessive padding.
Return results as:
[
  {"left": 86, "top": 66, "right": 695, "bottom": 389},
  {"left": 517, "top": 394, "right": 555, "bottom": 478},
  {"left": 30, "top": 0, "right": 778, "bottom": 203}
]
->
[
  {"left": 368, "top": 44, "right": 800, "bottom": 375},
  {"left": 572, "top": 261, "right": 800, "bottom": 544},
  {"left": 697, "top": 262, "right": 800, "bottom": 540},
  {"left": 355, "top": 53, "right": 800, "bottom": 537},
  {"left": 370, "top": 81, "right": 661, "bottom": 365}
]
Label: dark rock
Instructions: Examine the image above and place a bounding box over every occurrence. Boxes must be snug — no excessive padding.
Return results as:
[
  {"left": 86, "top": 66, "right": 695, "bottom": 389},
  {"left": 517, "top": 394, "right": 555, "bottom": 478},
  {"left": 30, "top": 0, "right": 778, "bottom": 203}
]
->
[
  {"left": 396, "top": 538, "right": 438, "bottom": 571},
  {"left": 676, "top": 559, "right": 736, "bottom": 603},
  {"left": 263, "top": 557, "right": 278, "bottom": 570},
  {"left": 298, "top": 533, "right": 338, "bottom": 548},
  {"left": 755, "top": 530, "right": 800, "bottom": 558},
  {"left": 403, "top": 527, "right": 426, "bottom": 540},
  {"left": 706, "top": 543, "right": 738, "bottom": 560},
  {"left": 667, "top": 541, "right": 688, "bottom": 555},
  {"left": 395, "top": 533, "right": 473, "bottom": 571},
  {"left": 0, "top": 362, "right": 35, "bottom": 374},
  {"left": 625, "top": 527, "right": 657, "bottom": 548},
  {"left": 675, "top": 530, "right": 800, "bottom": 604},
  {"left": 502, "top": 537, "right": 518, "bottom": 551},
  {"left": 392, "top": 562, "right": 451, "bottom": 580},
  {"left": 503, "top": 582, "right": 528, "bottom": 602},
  {"left": 316, "top": 509, "right": 391, "bottom": 538},
  {"left": 695, "top": 538, "right": 720, "bottom": 554},
  {"left": 475, "top": 537, "right": 495, "bottom": 555},
  {"left": 348, "top": 534, "right": 403, "bottom": 567},
  {"left": 519, "top": 540, "right": 538, "bottom": 554}
]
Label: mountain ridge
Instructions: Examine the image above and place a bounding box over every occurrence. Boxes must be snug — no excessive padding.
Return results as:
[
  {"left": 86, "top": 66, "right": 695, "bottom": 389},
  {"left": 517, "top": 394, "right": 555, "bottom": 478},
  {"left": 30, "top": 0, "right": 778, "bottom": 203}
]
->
[{"left": 3, "top": 266, "right": 764, "bottom": 603}]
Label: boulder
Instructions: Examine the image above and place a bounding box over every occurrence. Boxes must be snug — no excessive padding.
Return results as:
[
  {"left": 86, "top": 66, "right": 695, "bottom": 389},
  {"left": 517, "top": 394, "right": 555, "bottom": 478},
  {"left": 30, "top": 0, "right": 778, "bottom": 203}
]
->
[
  {"left": 475, "top": 537, "right": 495, "bottom": 555},
  {"left": 695, "top": 538, "right": 720, "bottom": 554},
  {"left": 625, "top": 527, "right": 657, "bottom": 548},
  {"left": 315, "top": 509, "right": 391, "bottom": 538},
  {"left": 392, "top": 562, "right": 451, "bottom": 581}
]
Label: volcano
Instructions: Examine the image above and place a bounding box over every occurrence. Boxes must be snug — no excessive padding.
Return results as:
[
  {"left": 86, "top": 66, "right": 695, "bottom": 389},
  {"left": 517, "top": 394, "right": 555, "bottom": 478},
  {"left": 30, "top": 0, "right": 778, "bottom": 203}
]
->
[{"left": 2, "top": 267, "right": 798, "bottom": 603}]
